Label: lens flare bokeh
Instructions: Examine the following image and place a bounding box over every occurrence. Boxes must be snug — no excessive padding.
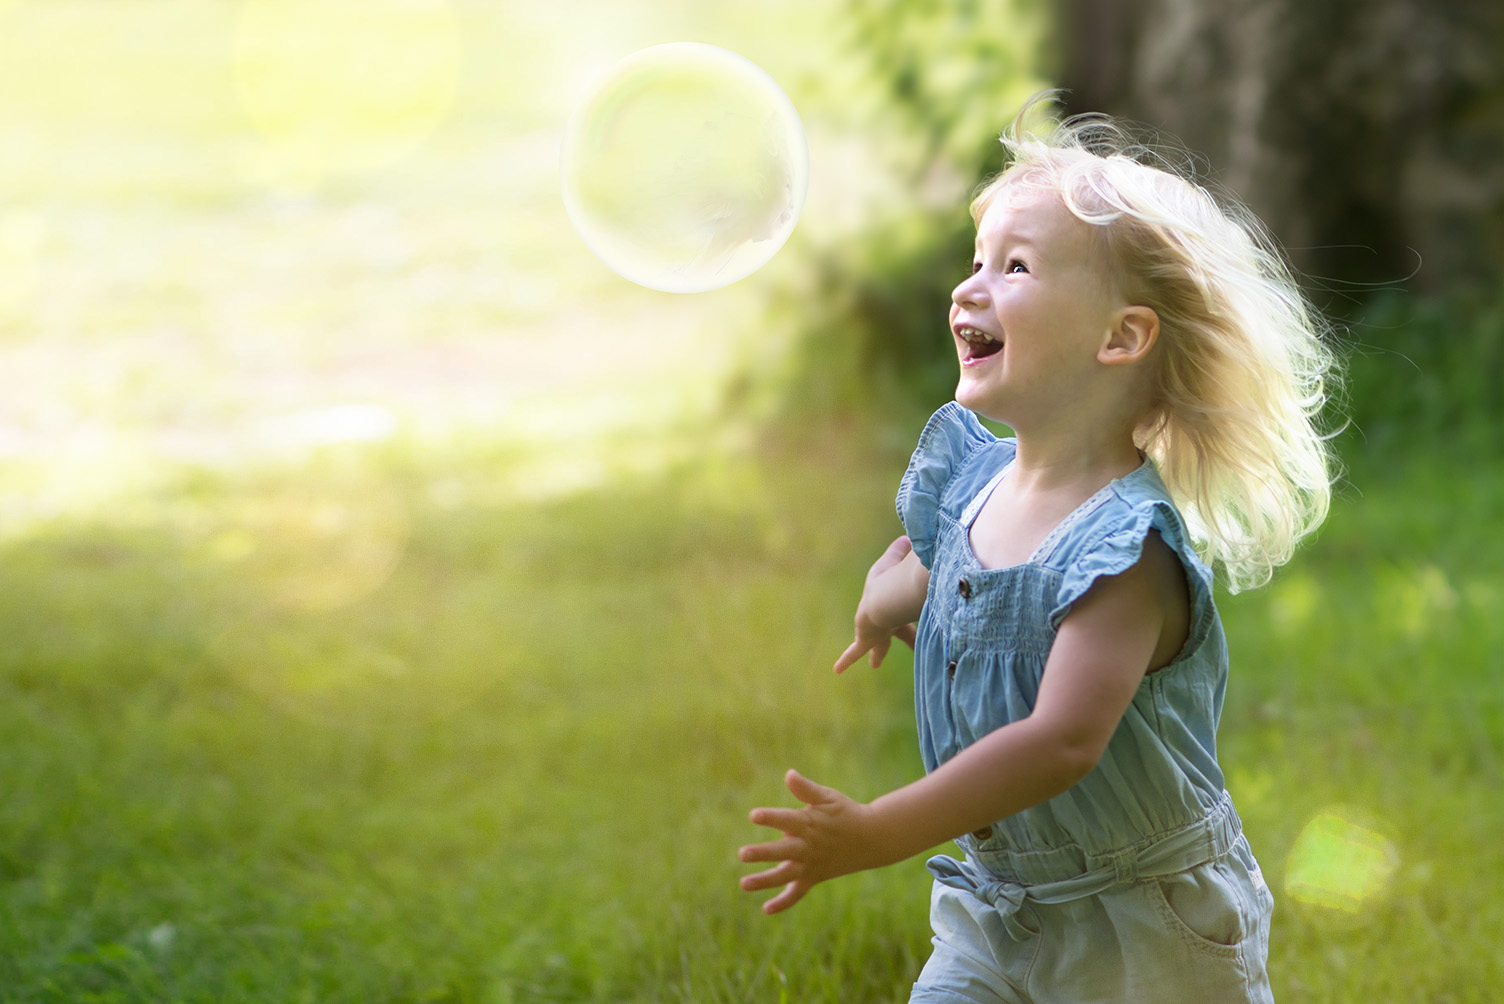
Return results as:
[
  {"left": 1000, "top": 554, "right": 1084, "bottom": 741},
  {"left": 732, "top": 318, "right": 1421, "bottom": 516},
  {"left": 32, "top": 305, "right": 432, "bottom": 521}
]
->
[
  {"left": 203, "top": 469, "right": 409, "bottom": 614},
  {"left": 559, "top": 42, "right": 808, "bottom": 294},
  {"left": 1284, "top": 807, "right": 1400, "bottom": 913}
]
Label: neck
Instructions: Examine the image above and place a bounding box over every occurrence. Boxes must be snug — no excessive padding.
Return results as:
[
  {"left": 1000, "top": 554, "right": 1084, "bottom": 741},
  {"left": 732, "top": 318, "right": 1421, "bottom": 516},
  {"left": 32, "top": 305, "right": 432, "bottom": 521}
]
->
[{"left": 1007, "top": 418, "right": 1143, "bottom": 495}]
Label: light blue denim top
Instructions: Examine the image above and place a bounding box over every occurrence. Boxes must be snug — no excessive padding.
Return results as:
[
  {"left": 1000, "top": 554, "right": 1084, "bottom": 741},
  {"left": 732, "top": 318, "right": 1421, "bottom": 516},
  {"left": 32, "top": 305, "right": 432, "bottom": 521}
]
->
[{"left": 897, "top": 403, "right": 1235, "bottom": 889}]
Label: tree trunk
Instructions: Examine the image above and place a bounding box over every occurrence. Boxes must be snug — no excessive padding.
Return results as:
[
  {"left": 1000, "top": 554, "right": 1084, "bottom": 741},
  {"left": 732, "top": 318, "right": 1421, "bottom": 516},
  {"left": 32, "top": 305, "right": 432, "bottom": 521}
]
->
[{"left": 1057, "top": 0, "right": 1504, "bottom": 302}]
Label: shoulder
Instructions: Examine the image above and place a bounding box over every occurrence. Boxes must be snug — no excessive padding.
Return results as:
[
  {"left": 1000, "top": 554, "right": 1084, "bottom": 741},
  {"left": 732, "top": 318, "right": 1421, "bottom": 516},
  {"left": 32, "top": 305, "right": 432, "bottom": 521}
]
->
[
  {"left": 906, "top": 402, "right": 1001, "bottom": 474},
  {"left": 1048, "top": 463, "right": 1213, "bottom": 631},
  {"left": 1128, "top": 527, "right": 1192, "bottom": 640},
  {"left": 895, "top": 403, "right": 1014, "bottom": 568}
]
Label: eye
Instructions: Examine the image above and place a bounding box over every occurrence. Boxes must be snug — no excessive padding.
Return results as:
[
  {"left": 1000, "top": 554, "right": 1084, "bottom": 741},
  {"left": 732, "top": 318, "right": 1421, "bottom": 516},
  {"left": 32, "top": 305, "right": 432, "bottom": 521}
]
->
[
  {"left": 970, "top": 260, "right": 982, "bottom": 275},
  {"left": 1007, "top": 259, "right": 1029, "bottom": 274}
]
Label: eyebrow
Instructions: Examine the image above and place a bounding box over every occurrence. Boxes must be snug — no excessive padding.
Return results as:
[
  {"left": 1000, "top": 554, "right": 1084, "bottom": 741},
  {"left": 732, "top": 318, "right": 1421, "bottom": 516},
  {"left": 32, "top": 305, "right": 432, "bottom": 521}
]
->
[{"left": 975, "top": 231, "right": 1041, "bottom": 258}]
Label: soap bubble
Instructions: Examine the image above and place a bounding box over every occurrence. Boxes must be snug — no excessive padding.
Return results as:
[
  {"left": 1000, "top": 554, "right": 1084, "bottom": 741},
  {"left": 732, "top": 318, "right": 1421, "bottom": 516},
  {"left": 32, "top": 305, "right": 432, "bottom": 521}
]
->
[{"left": 560, "top": 42, "right": 809, "bottom": 294}]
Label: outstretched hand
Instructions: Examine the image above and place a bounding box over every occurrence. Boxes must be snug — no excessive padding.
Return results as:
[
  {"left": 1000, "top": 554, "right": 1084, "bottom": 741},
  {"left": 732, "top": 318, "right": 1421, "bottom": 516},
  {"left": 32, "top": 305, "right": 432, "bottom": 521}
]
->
[
  {"left": 833, "top": 535, "right": 920, "bottom": 674},
  {"left": 738, "top": 769, "right": 887, "bottom": 915}
]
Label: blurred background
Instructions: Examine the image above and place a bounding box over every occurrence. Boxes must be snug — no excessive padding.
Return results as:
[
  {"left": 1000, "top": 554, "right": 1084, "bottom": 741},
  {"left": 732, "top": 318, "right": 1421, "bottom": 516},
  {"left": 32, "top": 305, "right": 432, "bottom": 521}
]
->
[{"left": 0, "top": 0, "right": 1499, "bottom": 1001}]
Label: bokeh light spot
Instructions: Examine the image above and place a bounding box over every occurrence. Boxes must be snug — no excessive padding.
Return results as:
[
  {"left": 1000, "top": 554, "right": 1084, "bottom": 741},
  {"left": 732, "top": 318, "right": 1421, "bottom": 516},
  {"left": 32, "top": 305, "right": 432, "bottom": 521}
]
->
[
  {"left": 1284, "top": 807, "right": 1399, "bottom": 912},
  {"left": 1269, "top": 571, "right": 1321, "bottom": 638},
  {"left": 232, "top": 0, "right": 461, "bottom": 182},
  {"left": 559, "top": 42, "right": 808, "bottom": 294},
  {"left": 203, "top": 471, "right": 408, "bottom": 613},
  {"left": 1376, "top": 563, "right": 1458, "bottom": 641}
]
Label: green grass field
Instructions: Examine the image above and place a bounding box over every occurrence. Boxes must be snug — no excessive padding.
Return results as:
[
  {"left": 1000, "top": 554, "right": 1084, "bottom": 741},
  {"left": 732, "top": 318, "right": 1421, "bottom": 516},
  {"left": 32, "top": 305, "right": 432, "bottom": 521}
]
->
[
  {"left": 1, "top": 1, "right": 1500, "bottom": 1001},
  {"left": 2, "top": 422, "right": 1502, "bottom": 1003}
]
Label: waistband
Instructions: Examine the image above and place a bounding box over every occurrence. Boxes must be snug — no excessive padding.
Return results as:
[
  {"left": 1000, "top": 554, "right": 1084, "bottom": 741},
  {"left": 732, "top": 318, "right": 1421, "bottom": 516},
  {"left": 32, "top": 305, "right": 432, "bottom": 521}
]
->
[{"left": 926, "top": 792, "right": 1243, "bottom": 942}]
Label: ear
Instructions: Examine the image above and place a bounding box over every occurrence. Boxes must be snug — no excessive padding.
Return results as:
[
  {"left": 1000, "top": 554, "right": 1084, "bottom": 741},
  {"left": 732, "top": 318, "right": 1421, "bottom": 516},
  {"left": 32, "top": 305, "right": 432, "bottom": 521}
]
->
[{"left": 1098, "top": 305, "right": 1159, "bottom": 366}]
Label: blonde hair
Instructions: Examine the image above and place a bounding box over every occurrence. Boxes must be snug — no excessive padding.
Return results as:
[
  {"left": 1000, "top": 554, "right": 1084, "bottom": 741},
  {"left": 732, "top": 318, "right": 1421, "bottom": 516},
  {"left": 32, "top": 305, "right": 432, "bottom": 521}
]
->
[{"left": 973, "top": 96, "right": 1339, "bottom": 592}]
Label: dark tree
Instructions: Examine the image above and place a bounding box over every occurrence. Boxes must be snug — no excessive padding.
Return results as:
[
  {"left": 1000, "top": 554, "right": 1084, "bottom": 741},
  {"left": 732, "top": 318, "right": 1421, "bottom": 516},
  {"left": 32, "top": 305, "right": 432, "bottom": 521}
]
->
[
  {"left": 1057, "top": 0, "right": 1504, "bottom": 301},
  {"left": 787, "top": 0, "right": 1503, "bottom": 436}
]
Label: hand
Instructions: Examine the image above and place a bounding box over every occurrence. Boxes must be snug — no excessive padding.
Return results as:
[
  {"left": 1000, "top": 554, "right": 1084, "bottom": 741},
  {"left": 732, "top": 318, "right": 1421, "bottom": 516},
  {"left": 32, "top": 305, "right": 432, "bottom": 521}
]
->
[
  {"left": 833, "top": 535, "right": 920, "bottom": 674},
  {"left": 738, "top": 769, "right": 885, "bottom": 915}
]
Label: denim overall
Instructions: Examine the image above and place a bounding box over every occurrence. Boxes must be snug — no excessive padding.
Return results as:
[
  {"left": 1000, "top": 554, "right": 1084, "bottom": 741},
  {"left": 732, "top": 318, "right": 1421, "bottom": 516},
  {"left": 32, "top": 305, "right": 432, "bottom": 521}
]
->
[{"left": 897, "top": 403, "right": 1274, "bottom": 1004}]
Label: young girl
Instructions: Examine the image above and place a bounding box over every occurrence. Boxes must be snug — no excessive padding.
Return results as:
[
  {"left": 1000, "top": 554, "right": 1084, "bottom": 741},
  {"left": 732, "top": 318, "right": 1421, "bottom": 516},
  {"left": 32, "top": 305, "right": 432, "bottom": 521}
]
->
[{"left": 738, "top": 98, "right": 1336, "bottom": 1003}]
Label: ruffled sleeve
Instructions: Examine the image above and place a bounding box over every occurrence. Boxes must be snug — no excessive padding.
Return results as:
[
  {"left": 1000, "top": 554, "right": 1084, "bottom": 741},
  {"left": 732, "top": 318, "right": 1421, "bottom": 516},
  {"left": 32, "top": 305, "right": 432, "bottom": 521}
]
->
[
  {"left": 895, "top": 403, "right": 996, "bottom": 568},
  {"left": 1050, "top": 497, "right": 1215, "bottom": 636}
]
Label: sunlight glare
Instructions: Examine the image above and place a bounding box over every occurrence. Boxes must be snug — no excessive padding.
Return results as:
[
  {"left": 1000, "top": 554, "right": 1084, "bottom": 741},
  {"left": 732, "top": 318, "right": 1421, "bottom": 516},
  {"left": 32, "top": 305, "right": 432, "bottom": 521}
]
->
[
  {"left": 0, "top": 211, "right": 43, "bottom": 323},
  {"left": 232, "top": 0, "right": 461, "bottom": 183},
  {"left": 0, "top": 430, "right": 154, "bottom": 544},
  {"left": 258, "top": 404, "right": 399, "bottom": 447}
]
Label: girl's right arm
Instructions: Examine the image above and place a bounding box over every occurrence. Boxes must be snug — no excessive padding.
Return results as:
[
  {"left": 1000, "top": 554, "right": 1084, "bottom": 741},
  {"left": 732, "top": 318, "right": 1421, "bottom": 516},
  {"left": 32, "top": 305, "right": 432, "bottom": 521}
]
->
[{"left": 833, "top": 535, "right": 931, "bottom": 673}]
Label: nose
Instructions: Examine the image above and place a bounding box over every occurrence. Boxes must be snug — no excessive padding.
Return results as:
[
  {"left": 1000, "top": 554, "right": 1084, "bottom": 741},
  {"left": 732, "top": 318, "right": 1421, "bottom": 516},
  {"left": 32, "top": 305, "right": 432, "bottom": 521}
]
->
[{"left": 952, "top": 272, "right": 987, "bottom": 309}]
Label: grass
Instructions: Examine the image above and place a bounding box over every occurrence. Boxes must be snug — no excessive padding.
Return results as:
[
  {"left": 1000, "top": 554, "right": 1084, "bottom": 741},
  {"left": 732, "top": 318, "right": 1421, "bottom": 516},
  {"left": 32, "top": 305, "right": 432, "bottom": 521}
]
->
[
  {"left": 1219, "top": 456, "right": 1504, "bottom": 1002},
  {"left": 0, "top": 418, "right": 1501, "bottom": 1002},
  {"left": 0, "top": 427, "right": 932, "bottom": 1003}
]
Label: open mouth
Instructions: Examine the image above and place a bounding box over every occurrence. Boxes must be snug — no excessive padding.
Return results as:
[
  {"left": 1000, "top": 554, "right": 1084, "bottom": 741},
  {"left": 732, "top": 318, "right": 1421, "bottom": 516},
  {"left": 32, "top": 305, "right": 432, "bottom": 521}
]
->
[{"left": 956, "top": 325, "right": 1003, "bottom": 363}]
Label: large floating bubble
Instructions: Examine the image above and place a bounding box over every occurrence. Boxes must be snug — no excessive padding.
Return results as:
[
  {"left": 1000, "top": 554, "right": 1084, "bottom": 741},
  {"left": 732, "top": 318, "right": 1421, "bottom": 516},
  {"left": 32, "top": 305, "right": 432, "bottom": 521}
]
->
[{"left": 560, "top": 42, "right": 808, "bottom": 294}]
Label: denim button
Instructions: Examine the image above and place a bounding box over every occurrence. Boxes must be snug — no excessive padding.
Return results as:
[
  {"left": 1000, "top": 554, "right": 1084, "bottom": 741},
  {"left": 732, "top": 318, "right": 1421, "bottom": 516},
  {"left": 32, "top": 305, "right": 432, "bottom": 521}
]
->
[
  {"left": 947, "top": 660, "right": 957, "bottom": 680},
  {"left": 971, "top": 825, "right": 993, "bottom": 841},
  {"left": 958, "top": 577, "right": 972, "bottom": 599}
]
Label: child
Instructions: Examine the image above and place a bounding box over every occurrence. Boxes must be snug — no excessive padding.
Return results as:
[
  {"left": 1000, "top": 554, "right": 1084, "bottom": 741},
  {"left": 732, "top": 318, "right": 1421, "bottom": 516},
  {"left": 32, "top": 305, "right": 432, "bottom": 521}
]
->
[{"left": 738, "top": 96, "right": 1336, "bottom": 1003}]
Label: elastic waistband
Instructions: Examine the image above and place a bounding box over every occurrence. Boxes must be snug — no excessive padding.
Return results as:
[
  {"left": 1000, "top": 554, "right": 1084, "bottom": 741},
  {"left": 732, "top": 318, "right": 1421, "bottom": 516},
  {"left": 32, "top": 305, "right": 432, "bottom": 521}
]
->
[
  {"left": 962, "top": 791, "right": 1241, "bottom": 885},
  {"left": 927, "top": 792, "right": 1243, "bottom": 941}
]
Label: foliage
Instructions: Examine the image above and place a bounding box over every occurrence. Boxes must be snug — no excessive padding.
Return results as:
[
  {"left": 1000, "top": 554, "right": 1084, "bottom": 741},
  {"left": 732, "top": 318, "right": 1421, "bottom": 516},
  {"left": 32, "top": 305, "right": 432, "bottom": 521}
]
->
[
  {"left": 757, "top": 0, "right": 1054, "bottom": 422},
  {"left": 770, "top": 0, "right": 1504, "bottom": 469},
  {"left": 1336, "top": 288, "right": 1504, "bottom": 466},
  {"left": 838, "top": 0, "right": 1054, "bottom": 176}
]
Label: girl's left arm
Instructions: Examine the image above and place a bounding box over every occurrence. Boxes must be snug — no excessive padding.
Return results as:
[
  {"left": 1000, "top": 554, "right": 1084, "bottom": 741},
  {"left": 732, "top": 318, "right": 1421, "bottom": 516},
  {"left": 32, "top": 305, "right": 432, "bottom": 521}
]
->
[{"left": 739, "top": 533, "right": 1185, "bottom": 915}]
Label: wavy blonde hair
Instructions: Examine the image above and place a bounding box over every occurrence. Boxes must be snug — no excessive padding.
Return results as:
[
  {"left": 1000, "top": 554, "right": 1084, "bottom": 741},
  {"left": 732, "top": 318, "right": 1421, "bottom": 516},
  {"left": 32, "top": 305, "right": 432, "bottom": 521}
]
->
[{"left": 973, "top": 97, "right": 1339, "bottom": 592}]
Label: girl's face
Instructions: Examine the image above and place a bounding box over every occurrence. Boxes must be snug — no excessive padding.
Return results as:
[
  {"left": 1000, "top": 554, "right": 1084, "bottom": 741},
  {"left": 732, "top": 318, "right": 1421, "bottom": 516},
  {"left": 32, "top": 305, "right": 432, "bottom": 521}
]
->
[{"left": 948, "top": 187, "right": 1125, "bottom": 428}]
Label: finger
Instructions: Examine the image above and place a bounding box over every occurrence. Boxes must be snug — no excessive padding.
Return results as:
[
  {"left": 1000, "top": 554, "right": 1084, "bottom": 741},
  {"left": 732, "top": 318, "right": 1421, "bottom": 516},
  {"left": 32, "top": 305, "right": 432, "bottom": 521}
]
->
[
  {"left": 762, "top": 880, "right": 810, "bottom": 915},
  {"left": 739, "top": 861, "right": 799, "bottom": 893},
  {"left": 748, "top": 806, "right": 806, "bottom": 833},
  {"left": 833, "top": 638, "right": 870, "bottom": 674},
  {"left": 868, "top": 636, "right": 891, "bottom": 668},
  {"left": 738, "top": 837, "right": 803, "bottom": 864},
  {"left": 785, "top": 768, "right": 838, "bottom": 806},
  {"left": 882, "top": 535, "right": 913, "bottom": 563},
  {"left": 894, "top": 623, "right": 917, "bottom": 650}
]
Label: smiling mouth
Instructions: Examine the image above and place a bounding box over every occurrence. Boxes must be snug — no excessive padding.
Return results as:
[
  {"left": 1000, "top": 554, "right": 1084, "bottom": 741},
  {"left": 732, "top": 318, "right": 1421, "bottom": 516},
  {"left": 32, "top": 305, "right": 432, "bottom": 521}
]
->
[{"left": 956, "top": 326, "right": 1003, "bottom": 363}]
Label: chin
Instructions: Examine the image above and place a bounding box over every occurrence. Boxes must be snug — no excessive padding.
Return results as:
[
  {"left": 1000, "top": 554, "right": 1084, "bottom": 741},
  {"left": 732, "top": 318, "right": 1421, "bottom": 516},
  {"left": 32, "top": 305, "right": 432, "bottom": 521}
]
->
[
  {"left": 956, "top": 398, "right": 1020, "bottom": 436},
  {"left": 953, "top": 382, "right": 1003, "bottom": 423}
]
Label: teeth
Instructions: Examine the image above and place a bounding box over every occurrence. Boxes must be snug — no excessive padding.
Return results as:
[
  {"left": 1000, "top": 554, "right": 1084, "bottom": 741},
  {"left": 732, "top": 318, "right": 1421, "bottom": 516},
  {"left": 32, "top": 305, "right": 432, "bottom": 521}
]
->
[{"left": 957, "top": 326, "right": 998, "bottom": 343}]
